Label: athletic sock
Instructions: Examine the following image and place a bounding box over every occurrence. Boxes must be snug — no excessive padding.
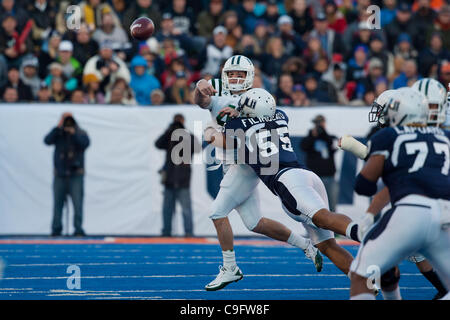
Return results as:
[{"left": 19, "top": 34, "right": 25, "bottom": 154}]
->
[
  {"left": 350, "top": 293, "right": 375, "bottom": 300},
  {"left": 222, "top": 250, "right": 237, "bottom": 271},
  {"left": 287, "top": 232, "right": 308, "bottom": 250},
  {"left": 422, "top": 269, "right": 448, "bottom": 295},
  {"left": 345, "top": 222, "right": 360, "bottom": 242},
  {"left": 381, "top": 286, "right": 402, "bottom": 300}
]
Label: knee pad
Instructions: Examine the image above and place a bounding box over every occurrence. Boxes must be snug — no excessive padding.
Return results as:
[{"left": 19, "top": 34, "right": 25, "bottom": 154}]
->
[{"left": 381, "top": 266, "right": 401, "bottom": 289}]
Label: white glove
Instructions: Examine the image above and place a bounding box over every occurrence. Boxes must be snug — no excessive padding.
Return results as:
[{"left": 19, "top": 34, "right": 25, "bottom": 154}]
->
[{"left": 357, "top": 212, "right": 375, "bottom": 242}]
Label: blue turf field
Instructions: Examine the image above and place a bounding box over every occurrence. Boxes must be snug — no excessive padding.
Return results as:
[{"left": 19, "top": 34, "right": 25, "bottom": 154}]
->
[{"left": 0, "top": 239, "right": 435, "bottom": 300}]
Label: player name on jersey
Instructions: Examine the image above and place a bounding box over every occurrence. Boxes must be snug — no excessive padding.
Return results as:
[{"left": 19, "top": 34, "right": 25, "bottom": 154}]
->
[
  {"left": 393, "top": 125, "right": 446, "bottom": 135},
  {"left": 236, "top": 111, "right": 287, "bottom": 128}
]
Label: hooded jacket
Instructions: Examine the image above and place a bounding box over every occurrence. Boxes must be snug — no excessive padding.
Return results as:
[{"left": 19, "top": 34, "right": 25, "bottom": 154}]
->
[
  {"left": 44, "top": 117, "right": 90, "bottom": 177},
  {"left": 155, "top": 121, "right": 200, "bottom": 189},
  {"left": 130, "top": 55, "right": 161, "bottom": 105},
  {"left": 20, "top": 62, "right": 41, "bottom": 98}
]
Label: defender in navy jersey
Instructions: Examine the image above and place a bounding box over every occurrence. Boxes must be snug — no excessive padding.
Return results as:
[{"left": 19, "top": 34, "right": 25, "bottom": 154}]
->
[
  {"left": 207, "top": 88, "right": 365, "bottom": 276},
  {"left": 350, "top": 87, "right": 450, "bottom": 300},
  {"left": 342, "top": 86, "right": 449, "bottom": 299},
  {"left": 224, "top": 109, "right": 306, "bottom": 195},
  {"left": 367, "top": 125, "right": 450, "bottom": 204}
]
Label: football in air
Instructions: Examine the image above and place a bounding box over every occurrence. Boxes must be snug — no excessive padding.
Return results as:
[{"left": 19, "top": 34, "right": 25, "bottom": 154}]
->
[{"left": 130, "top": 17, "right": 155, "bottom": 40}]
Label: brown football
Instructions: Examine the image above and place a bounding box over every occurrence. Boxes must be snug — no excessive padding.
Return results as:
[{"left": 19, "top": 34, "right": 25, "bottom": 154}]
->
[{"left": 130, "top": 17, "right": 155, "bottom": 40}]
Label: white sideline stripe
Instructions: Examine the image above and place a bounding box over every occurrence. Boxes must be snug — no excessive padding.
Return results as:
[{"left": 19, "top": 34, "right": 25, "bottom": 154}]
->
[
  {"left": 47, "top": 293, "right": 121, "bottom": 296},
  {"left": 1, "top": 274, "right": 340, "bottom": 280},
  {"left": 0, "top": 273, "right": 424, "bottom": 280},
  {"left": 0, "top": 249, "right": 285, "bottom": 255},
  {"left": 91, "top": 296, "right": 163, "bottom": 300},
  {"left": 7, "top": 261, "right": 333, "bottom": 267},
  {"left": 2, "top": 255, "right": 303, "bottom": 260}
]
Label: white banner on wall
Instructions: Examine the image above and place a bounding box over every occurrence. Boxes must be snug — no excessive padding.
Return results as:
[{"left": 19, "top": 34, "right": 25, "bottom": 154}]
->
[{"left": 0, "top": 104, "right": 372, "bottom": 236}]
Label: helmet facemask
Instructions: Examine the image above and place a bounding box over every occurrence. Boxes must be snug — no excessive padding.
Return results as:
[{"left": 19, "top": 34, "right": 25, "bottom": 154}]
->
[
  {"left": 222, "top": 70, "right": 253, "bottom": 92},
  {"left": 369, "top": 100, "right": 391, "bottom": 127},
  {"left": 426, "top": 102, "right": 445, "bottom": 126}
]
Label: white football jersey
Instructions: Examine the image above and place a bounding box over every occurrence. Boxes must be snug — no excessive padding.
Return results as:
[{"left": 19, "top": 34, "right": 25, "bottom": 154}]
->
[{"left": 206, "top": 78, "right": 243, "bottom": 161}]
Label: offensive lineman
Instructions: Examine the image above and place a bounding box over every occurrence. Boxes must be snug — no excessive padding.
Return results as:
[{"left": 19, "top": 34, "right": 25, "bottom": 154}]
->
[
  {"left": 349, "top": 87, "right": 450, "bottom": 299},
  {"left": 194, "top": 55, "right": 321, "bottom": 291},
  {"left": 344, "top": 81, "right": 449, "bottom": 299}
]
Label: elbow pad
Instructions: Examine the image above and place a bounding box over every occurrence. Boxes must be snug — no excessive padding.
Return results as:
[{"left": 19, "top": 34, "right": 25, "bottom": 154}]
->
[{"left": 354, "top": 174, "right": 377, "bottom": 196}]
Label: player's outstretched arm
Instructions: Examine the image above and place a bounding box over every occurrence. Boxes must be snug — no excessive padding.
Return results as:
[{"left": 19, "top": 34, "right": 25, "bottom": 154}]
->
[{"left": 194, "top": 79, "right": 216, "bottom": 109}]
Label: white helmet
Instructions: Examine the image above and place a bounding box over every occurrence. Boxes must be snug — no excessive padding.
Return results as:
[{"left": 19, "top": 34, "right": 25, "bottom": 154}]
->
[
  {"left": 237, "top": 88, "right": 276, "bottom": 118},
  {"left": 411, "top": 78, "right": 446, "bottom": 125},
  {"left": 369, "top": 89, "right": 397, "bottom": 127},
  {"left": 385, "top": 87, "right": 428, "bottom": 127},
  {"left": 222, "top": 55, "right": 255, "bottom": 92}
]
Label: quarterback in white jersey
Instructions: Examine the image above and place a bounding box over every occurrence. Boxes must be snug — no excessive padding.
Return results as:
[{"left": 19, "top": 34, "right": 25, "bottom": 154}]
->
[{"left": 194, "top": 55, "right": 321, "bottom": 291}]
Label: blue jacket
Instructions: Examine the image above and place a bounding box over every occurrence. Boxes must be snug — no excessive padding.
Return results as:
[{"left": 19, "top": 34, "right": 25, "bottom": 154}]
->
[
  {"left": 44, "top": 122, "right": 90, "bottom": 177},
  {"left": 392, "top": 73, "right": 421, "bottom": 89},
  {"left": 130, "top": 55, "right": 161, "bottom": 105}
]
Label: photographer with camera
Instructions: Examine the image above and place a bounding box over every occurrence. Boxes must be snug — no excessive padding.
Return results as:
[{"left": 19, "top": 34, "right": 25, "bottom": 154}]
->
[
  {"left": 44, "top": 112, "right": 90, "bottom": 237},
  {"left": 300, "top": 114, "right": 339, "bottom": 212},
  {"left": 155, "top": 114, "right": 200, "bottom": 237}
]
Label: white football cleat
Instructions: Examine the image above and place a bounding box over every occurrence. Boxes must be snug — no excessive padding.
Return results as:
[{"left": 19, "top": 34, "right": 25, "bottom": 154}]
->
[
  {"left": 205, "top": 265, "right": 243, "bottom": 291},
  {"left": 373, "top": 284, "right": 380, "bottom": 296},
  {"left": 304, "top": 240, "right": 323, "bottom": 272}
]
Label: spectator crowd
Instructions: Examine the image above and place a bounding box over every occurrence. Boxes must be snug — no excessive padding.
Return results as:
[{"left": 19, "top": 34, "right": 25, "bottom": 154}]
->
[{"left": 0, "top": 0, "right": 449, "bottom": 107}]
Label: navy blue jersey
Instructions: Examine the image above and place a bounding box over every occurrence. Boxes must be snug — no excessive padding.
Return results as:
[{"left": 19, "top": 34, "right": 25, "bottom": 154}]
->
[
  {"left": 367, "top": 126, "right": 450, "bottom": 203},
  {"left": 224, "top": 109, "right": 307, "bottom": 193}
]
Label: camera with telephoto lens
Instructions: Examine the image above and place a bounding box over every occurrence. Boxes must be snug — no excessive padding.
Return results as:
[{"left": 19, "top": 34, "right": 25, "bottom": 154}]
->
[
  {"left": 63, "top": 116, "right": 75, "bottom": 129},
  {"left": 313, "top": 120, "right": 324, "bottom": 135}
]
